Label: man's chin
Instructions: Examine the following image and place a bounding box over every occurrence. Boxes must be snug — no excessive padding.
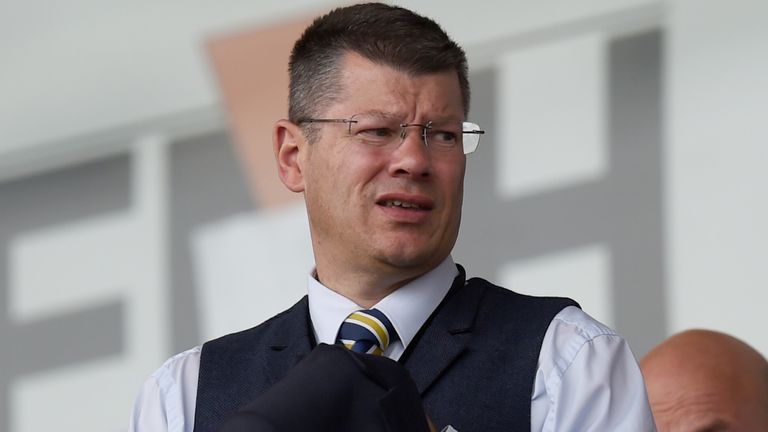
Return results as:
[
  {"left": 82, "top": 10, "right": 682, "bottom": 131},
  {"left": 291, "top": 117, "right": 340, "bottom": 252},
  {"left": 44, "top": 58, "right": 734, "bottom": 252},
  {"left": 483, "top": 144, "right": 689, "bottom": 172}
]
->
[{"left": 376, "top": 249, "right": 446, "bottom": 276}]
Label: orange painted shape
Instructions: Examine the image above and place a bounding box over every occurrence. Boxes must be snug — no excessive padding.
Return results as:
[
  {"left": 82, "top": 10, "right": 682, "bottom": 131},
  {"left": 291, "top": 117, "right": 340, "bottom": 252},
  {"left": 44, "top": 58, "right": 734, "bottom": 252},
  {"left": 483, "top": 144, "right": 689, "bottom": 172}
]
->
[{"left": 207, "top": 16, "right": 313, "bottom": 208}]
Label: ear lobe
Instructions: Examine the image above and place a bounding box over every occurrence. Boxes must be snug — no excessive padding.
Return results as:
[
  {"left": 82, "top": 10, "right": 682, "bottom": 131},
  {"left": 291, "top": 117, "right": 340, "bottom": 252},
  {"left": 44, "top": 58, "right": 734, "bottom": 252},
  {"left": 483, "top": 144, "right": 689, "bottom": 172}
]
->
[{"left": 273, "top": 119, "right": 306, "bottom": 193}]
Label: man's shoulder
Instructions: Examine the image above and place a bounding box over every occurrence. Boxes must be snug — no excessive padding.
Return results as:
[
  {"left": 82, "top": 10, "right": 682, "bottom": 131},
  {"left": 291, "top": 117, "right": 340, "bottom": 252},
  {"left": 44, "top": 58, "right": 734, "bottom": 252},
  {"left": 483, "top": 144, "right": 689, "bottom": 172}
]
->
[
  {"left": 153, "top": 345, "right": 203, "bottom": 379},
  {"left": 465, "top": 277, "right": 616, "bottom": 342},
  {"left": 548, "top": 303, "right": 618, "bottom": 341},
  {"left": 464, "top": 277, "right": 624, "bottom": 359},
  {"left": 465, "top": 276, "right": 579, "bottom": 314},
  {"left": 202, "top": 295, "right": 309, "bottom": 353},
  {"left": 447, "top": 275, "right": 582, "bottom": 348}
]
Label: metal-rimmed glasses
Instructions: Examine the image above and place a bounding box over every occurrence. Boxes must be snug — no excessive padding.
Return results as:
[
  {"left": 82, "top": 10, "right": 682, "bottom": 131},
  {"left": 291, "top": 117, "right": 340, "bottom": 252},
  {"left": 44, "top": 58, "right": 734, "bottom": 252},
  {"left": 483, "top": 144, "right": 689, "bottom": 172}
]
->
[{"left": 297, "top": 113, "right": 484, "bottom": 155}]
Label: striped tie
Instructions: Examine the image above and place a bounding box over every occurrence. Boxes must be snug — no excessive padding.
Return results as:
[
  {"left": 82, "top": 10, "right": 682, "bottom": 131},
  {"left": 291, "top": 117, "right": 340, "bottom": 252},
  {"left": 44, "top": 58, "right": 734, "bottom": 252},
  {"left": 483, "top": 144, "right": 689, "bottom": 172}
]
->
[{"left": 335, "top": 309, "right": 398, "bottom": 356}]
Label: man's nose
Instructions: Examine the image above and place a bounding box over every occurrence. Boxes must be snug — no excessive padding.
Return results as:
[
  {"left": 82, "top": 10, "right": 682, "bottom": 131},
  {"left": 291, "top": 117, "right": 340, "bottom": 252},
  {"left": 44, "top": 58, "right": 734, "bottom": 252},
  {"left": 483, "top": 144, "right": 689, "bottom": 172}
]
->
[{"left": 388, "top": 124, "right": 432, "bottom": 179}]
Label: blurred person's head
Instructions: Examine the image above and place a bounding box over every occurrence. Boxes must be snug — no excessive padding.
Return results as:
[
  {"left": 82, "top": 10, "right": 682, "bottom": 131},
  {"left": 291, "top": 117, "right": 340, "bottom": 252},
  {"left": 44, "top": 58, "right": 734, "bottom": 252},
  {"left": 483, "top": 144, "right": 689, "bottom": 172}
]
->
[{"left": 641, "top": 329, "right": 768, "bottom": 432}]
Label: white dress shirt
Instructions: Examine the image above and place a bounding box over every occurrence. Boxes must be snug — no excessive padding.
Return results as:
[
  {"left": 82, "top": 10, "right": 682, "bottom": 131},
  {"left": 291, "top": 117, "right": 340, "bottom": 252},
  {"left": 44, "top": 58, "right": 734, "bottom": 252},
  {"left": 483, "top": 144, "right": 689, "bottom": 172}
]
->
[{"left": 130, "top": 257, "right": 656, "bottom": 431}]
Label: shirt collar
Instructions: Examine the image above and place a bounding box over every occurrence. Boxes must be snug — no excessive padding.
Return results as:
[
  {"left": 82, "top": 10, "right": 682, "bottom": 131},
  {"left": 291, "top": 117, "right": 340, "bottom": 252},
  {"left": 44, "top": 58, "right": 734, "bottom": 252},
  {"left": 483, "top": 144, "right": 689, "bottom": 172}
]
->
[{"left": 307, "top": 256, "right": 459, "bottom": 350}]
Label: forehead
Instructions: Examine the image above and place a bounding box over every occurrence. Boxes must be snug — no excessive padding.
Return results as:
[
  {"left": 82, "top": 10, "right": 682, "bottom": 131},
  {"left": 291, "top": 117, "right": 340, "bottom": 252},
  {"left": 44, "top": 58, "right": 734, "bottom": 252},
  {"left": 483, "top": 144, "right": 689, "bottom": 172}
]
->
[
  {"left": 649, "top": 372, "right": 749, "bottom": 431},
  {"left": 328, "top": 51, "right": 464, "bottom": 120}
]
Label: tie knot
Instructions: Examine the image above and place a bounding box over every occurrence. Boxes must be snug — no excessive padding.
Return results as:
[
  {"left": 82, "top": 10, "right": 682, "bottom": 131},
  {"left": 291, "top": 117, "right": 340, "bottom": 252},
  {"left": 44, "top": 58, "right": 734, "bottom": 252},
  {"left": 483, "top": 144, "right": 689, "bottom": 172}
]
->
[{"left": 335, "top": 309, "right": 398, "bottom": 355}]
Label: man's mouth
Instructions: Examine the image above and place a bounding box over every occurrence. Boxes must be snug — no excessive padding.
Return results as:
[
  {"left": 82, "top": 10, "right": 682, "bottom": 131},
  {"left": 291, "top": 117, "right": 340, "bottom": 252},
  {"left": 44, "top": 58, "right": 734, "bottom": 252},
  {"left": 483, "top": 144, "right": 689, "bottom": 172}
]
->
[
  {"left": 375, "top": 193, "right": 434, "bottom": 210},
  {"left": 375, "top": 194, "right": 434, "bottom": 223},
  {"left": 380, "top": 200, "right": 423, "bottom": 210}
]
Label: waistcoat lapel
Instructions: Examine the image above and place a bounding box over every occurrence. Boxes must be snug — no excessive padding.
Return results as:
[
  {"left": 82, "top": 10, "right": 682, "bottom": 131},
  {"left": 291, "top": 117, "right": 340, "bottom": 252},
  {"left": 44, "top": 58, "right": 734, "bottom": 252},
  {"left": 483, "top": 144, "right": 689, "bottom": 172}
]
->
[
  {"left": 263, "top": 297, "right": 314, "bottom": 386},
  {"left": 402, "top": 267, "right": 484, "bottom": 395},
  {"left": 193, "top": 296, "right": 314, "bottom": 432}
]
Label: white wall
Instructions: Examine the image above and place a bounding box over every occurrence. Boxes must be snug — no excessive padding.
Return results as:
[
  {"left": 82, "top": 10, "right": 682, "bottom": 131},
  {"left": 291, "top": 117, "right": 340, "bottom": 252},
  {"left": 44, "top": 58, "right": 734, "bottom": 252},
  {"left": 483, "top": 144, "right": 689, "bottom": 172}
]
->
[
  {"left": 0, "top": 0, "right": 655, "bottom": 156},
  {"left": 666, "top": 0, "right": 768, "bottom": 354},
  {"left": 0, "top": 0, "right": 335, "bottom": 154}
]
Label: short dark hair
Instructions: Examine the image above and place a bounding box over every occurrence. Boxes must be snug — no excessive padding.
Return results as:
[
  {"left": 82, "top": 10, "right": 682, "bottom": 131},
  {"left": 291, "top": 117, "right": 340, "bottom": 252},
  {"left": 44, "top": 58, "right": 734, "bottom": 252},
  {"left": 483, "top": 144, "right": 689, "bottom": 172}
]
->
[{"left": 288, "top": 3, "right": 470, "bottom": 139}]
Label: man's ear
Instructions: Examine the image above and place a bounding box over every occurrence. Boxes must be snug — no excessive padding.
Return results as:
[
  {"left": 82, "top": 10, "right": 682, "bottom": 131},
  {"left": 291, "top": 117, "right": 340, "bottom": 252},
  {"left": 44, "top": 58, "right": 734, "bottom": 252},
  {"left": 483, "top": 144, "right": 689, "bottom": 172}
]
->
[{"left": 273, "top": 119, "right": 306, "bottom": 193}]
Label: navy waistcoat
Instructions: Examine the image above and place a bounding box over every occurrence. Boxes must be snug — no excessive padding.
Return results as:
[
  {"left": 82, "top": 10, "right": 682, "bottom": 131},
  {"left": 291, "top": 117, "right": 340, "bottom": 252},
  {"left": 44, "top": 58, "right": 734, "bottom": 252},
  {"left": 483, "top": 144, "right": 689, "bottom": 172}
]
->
[{"left": 194, "top": 266, "right": 578, "bottom": 431}]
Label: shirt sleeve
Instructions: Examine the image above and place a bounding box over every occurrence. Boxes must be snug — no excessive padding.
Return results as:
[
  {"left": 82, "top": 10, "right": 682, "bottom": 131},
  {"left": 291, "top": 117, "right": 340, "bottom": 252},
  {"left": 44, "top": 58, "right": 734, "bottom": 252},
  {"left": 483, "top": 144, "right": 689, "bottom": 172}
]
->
[
  {"left": 129, "top": 346, "right": 202, "bottom": 432},
  {"left": 532, "top": 306, "right": 656, "bottom": 432},
  {"left": 129, "top": 374, "right": 169, "bottom": 432}
]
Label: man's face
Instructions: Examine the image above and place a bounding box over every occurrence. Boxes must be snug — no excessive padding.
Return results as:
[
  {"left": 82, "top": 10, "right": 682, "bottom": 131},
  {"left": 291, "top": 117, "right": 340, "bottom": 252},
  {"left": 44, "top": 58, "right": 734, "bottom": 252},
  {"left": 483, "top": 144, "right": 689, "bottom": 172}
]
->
[{"left": 300, "top": 52, "right": 466, "bottom": 284}]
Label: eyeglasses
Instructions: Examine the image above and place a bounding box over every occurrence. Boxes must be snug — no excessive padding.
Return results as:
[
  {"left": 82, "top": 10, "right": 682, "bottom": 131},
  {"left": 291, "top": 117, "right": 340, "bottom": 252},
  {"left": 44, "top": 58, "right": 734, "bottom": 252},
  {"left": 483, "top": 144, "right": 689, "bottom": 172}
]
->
[{"left": 297, "top": 113, "right": 484, "bottom": 154}]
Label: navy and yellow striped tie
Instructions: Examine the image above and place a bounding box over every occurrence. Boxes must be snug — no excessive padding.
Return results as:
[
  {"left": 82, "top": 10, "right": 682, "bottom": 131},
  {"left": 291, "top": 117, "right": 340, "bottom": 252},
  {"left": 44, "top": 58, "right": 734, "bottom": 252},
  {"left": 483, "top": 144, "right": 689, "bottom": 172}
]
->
[{"left": 335, "top": 309, "right": 398, "bottom": 356}]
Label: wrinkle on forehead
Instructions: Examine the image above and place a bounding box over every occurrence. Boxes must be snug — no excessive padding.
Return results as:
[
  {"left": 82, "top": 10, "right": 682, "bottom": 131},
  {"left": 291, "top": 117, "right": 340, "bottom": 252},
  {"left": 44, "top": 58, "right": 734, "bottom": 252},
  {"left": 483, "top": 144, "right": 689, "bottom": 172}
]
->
[
  {"left": 354, "top": 109, "right": 463, "bottom": 125},
  {"left": 642, "top": 330, "right": 768, "bottom": 431},
  {"left": 652, "top": 388, "right": 733, "bottom": 431},
  {"left": 332, "top": 52, "right": 464, "bottom": 121}
]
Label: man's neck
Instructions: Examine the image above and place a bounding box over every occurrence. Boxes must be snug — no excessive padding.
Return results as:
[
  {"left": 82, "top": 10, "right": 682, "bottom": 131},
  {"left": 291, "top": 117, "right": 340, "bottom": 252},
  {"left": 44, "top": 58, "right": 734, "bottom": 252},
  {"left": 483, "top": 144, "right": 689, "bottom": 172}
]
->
[{"left": 313, "top": 269, "right": 420, "bottom": 309}]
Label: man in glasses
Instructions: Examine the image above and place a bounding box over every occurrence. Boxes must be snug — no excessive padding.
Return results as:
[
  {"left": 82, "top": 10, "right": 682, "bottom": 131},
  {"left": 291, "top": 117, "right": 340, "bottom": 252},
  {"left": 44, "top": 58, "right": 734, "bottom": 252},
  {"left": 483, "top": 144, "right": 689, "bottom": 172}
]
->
[{"left": 131, "top": 3, "right": 654, "bottom": 431}]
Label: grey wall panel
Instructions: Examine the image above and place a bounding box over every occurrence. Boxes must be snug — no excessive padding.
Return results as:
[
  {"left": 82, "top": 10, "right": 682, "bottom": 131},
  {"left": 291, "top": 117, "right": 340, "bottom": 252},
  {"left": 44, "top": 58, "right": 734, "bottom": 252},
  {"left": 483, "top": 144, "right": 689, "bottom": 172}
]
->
[
  {"left": 168, "top": 130, "right": 254, "bottom": 353},
  {"left": 0, "top": 156, "right": 130, "bottom": 430},
  {"left": 455, "top": 30, "right": 665, "bottom": 356}
]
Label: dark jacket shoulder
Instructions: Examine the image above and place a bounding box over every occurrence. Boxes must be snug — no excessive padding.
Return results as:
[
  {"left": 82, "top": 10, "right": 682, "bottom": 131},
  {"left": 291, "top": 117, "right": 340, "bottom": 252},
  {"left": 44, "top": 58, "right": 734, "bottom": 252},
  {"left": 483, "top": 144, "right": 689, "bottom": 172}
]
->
[
  {"left": 463, "top": 276, "right": 579, "bottom": 337},
  {"left": 201, "top": 295, "right": 310, "bottom": 354}
]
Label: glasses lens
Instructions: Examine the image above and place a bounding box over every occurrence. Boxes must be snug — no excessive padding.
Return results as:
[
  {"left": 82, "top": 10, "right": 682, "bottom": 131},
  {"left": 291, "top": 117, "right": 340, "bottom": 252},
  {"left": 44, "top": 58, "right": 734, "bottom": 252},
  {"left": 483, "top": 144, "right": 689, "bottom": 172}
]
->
[
  {"left": 462, "top": 122, "right": 482, "bottom": 154},
  {"left": 424, "top": 121, "right": 463, "bottom": 152},
  {"left": 347, "top": 115, "right": 482, "bottom": 154},
  {"left": 349, "top": 114, "right": 401, "bottom": 147}
]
